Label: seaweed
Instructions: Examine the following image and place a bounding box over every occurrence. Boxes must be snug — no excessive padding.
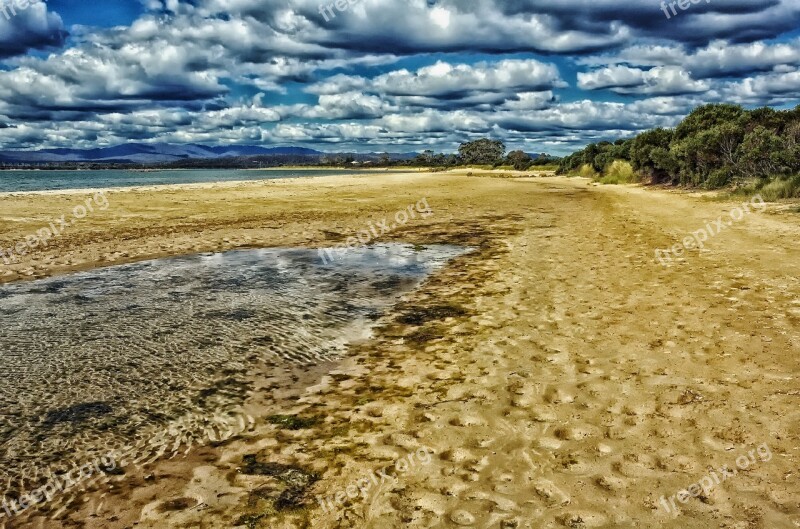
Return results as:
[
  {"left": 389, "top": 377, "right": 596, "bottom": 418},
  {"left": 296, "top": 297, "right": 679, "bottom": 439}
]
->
[
  {"left": 405, "top": 325, "right": 446, "bottom": 344},
  {"left": 239, "top": 454, "right": 319, "bottom": 511},
  {"left": 235, "top": 513, "right": 267, "bottom": 529},
  {"left": 396, "top": 303, "right": 468, "bottom": 325},
  {"left": 157, "top": 497, "right": 197, "bottom": 513},
  {"left": 266, "top": 414, "right": 320, "bottom": 430}
]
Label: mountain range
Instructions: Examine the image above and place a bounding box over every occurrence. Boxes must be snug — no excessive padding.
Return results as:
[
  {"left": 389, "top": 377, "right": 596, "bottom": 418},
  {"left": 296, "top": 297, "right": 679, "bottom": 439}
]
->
[{"left": 0, "top": 144, "right": 331, "bottom": 164}]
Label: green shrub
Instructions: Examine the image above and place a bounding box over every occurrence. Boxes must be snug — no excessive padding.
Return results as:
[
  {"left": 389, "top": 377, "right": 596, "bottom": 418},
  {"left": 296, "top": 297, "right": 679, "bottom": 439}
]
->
[
  {"left": 705, "top": 167, "right": 734, "bottom": 189},
  {"left": 578, "top": 163, "right": 598, "bottom": 178},
  {"left": 758, "top": 175, "right": 800, "bottom": 201},
  {"left": 599, "top": 160, "right": 637, "bottom": 184},
  {"left": 558, "top": 103, "right": 800, "bottom": 188}
]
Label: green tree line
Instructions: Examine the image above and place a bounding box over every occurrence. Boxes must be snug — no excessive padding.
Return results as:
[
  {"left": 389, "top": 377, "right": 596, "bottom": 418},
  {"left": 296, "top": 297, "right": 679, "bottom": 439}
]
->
[
  {"left": 420, "top": 139, "right": 558, "bottom": 169},
  {"left": 557, "top": 104, "right": 800, "bottom": 191}
]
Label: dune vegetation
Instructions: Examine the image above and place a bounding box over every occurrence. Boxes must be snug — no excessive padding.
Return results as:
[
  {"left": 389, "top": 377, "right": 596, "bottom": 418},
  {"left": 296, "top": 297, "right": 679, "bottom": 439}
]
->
[{"left": 557, "top": 103, "right": 800, "bottom": 198}]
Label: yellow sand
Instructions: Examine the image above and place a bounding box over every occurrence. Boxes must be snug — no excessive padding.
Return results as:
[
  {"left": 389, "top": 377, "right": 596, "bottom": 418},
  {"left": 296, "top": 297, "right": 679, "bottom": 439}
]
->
[{"left": 3, "top": 171, "right": 798, "bottom": 529}]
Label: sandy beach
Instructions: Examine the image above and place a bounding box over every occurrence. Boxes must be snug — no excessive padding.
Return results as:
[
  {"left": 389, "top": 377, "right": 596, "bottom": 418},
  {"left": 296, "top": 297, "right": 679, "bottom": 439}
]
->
[{"left": 2, "top": 170, "right": 799, "bottom": 528}]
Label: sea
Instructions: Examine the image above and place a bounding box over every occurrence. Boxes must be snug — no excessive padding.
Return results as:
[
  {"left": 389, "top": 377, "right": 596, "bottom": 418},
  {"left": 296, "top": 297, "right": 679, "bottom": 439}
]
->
[{"left": 0, "top": 168, "right": 406, "bottom": 193}]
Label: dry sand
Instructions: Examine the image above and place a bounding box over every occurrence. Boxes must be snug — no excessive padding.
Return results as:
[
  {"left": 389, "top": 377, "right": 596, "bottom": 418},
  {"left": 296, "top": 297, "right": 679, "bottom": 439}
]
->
[{"left": 1, "top": 171, "right": 798, "bottom": 528}]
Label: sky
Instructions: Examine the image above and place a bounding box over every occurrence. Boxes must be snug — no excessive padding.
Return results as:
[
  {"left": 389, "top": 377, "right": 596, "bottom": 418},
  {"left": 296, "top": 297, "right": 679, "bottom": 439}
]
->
[{"left": 0, "top": 0, "right": 800, "bottom": 155}]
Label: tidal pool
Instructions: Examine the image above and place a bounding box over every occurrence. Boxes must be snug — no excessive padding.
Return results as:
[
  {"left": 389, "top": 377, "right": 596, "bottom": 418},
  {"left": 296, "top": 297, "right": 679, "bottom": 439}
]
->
[{"left": 0, "top": 243, "right": 466, "bottom": 500}]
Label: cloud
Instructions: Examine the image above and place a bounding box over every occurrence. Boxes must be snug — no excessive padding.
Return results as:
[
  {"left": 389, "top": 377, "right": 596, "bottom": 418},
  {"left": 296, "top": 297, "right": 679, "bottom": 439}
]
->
[
  {"left": 306, "top": 59, "right": 565, "bottom": 111},
  {"left": 579, "top": 66, "right": 710, "bottom": 95},
  {"left": 0, "top": 0, "right": 799, "bottom": 154},
  {"left": 580, "top": 38, "right": 800, "bottom": 78},
  {"left": 0, "top": 0, "right": 67, "bottom": 58},
  {"left": 577, "top": 66, "right": 646, "bottom": 90}
]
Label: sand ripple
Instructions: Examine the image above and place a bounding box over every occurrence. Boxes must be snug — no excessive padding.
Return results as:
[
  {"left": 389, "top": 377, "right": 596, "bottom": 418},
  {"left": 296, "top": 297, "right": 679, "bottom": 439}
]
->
[{"left": 0, "top": 244, "right": 466, "bottom": 503}]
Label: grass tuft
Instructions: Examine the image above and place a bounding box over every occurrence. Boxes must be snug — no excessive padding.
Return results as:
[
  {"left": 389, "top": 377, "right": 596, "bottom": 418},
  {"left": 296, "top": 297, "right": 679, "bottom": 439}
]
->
[
  {"left": 730, "top": 174, "right": 800, "bottom": 202},
  {"left": 758, "top": 175, "right": 800, "bottom": 201},
  {"left": 578, "top": 164, "right": 598, "bottom": 179},
  {"left": 598, "top": 160, "right": 637, "bottom": 185}
]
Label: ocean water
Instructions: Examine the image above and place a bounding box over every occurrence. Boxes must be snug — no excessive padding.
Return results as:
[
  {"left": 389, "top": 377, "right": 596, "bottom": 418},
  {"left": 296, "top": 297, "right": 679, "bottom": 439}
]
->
[
  {"left": 0, "top": 243, "right": 467, "bottom": 505},
  {"left": 0, "top": 169, "right": 405, "bottom": 193}
]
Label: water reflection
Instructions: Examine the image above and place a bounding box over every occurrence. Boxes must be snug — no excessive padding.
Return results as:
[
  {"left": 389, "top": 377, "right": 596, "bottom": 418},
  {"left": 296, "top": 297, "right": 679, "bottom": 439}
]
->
[{"left": 0, "top": 243, "right": 467, "bottom": 499}]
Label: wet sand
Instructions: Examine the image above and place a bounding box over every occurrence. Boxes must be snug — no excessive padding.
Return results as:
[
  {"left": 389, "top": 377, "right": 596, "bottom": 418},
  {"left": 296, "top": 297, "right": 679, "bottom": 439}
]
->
[{"left": 1, "top": 171, "right": 799, "bottom": 528}]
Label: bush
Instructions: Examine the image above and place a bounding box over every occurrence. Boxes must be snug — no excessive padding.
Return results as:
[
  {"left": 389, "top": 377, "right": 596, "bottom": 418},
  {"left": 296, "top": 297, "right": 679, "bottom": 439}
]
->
[
  {"left": 758, "top": 175, "right": 800, "bottom": 201},
  {"left": 578, "top": 164, "right": 598, "bottom": 178},
  {"left": 705, "top": 167, "right": 734, "bottom": 189},
  {"left": 558, "top": 103, "right": 800, "bottom": 189},
  {"left": 599, "top": 160, "right": 637, "bottom": 184}
]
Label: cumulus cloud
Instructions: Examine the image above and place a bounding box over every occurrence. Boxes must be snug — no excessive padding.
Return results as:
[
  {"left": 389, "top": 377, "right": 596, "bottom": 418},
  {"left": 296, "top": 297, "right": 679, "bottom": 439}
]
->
[
  {"left": 307, "top": 59, "right": 565, "bottom": 109},
  {"left": 579, "top": 66, "right": 710, "bottom": 95},
  {"left": 580, "top": 38, "right": 800, "bottom": 78},
  {"left": 0, "top": 0, "right": 799, "bottom": 153},
  {"left": 577, "top": 66, "right": 646, "bottom": 91},
  {"left": 0, "top": 0, "right": 67, "bottom": 58}
]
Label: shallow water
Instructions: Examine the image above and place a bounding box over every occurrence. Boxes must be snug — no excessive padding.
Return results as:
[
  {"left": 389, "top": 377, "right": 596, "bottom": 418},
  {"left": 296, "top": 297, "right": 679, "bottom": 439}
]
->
[
  {"left": 0, "top": 243, "right": 466, "bottom": 500},
  {"left": 0, "top": 169, "right": 407, "bottom": 193}
]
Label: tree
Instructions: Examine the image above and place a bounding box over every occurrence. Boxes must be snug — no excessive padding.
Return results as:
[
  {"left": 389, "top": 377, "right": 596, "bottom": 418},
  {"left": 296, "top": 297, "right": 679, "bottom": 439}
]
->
[
  {"left": 581, "top": 143, "right": 601, "bottom": 171},
  {"left": 557, "top": 103, "right": 800, "bottom": 188},
  {"left": 415, "top": 149, "right": 435, "bottom": 166},
  {"left": 781, "top": 121, "right": 800, "bottom": 174},
  {"left": 556, "top": 152, "right": 582, "bottom": 174},
  {"left": 674, "top": 104, "right": 746, "bottom": 141},
  {"left": 737, "top": 126, "right": 787, "bottom": 179},
  {"left": 458, "top": 139, "right": 506, "bottom": 165},
  {"left": 506, "top": 150, "right": 532, "bottom": 170},
  {"left": 630, "top": 128, "right": 677, "bottom": 183},
  {"left": 672, "top": 122, "right": 744, "bottom": 185}
]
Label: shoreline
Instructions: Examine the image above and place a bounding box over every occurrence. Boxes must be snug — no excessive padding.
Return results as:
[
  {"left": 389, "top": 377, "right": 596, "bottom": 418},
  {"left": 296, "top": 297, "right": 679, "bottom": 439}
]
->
[
  {"left": 0, "top": 171, "right": 382, "bottom": 198},
  {"left": 0, "top": 171, "right": 795, "bottom": 287},
  {"left": 0, "top": 168, "right": 410, "bottom": 197}
]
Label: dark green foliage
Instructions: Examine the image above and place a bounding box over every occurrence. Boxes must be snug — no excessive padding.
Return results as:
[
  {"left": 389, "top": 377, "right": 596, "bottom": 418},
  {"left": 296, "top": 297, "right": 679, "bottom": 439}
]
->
[
  {"left": 630, "top": 129, "right": 677, "bottom": 182},
  {"left": 558, "top": 103, "right": 800, "bottom": 189},
  {"left": 556, "top": 151, "right": 584, "bottom": 175},
  {"left": 557, "top": 139, "right": 635, "bottom": 176},
  {"left": 458, "top": 138, "right": 506, "bottom": 165},
  {"left": 506, "top": 150, "right": 533, "bottom": 170},
  {"left": 365, "top": 140, "right": 558, "bottom": 169},
  {"left": 530, "top": 153, "right": 560, "bottom": 166}
]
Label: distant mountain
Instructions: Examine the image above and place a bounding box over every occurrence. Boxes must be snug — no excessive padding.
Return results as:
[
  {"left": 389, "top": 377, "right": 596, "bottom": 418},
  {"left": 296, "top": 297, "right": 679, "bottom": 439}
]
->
[
  {"left": 0, "top": 143, "right": 325, "bottom": 164},
  {"left": 200, "top": 145, "right": 323, "bottom": 157},
  {"left": 382, "top": 152, "right": 420, "bottom": 161}
]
